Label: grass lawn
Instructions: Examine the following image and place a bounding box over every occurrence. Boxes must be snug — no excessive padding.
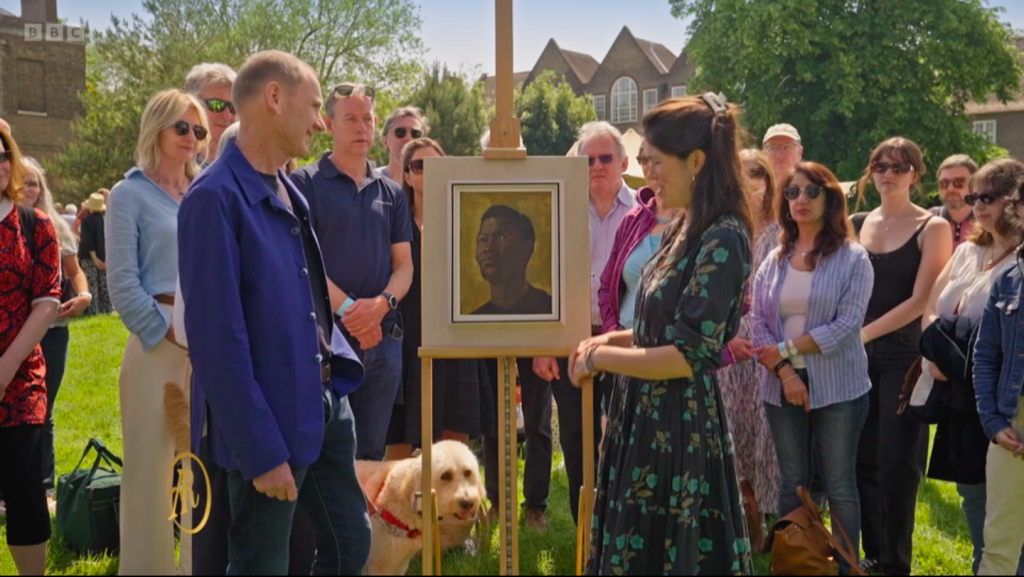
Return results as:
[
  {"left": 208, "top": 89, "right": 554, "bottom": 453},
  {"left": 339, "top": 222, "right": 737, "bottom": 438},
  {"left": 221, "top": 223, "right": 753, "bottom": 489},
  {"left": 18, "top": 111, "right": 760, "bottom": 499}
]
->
[{"left": 0, "top": 315, "right": 974, "bottom": 575}]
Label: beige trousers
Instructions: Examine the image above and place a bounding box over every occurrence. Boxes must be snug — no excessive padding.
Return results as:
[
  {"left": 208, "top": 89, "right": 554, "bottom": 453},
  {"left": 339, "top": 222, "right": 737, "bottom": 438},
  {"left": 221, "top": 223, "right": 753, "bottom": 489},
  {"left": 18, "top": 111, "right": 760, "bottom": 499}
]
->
[
  {"left": 117, "top": 331, "right": 192, "bottom": 576},
  {"left": 980, "top": 396, "right": 1024, "bottom": 576}
]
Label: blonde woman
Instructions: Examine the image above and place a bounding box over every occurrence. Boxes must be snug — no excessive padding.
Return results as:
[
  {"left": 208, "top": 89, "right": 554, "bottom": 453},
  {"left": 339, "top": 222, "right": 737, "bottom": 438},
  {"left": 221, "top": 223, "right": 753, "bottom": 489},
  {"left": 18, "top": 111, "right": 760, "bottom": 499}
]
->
[
  {"left": 107, "top": 88, "right": 208, "bottom": 576},
  {"left": 18, "top": 157, "right": 91, "bottom": 503}
]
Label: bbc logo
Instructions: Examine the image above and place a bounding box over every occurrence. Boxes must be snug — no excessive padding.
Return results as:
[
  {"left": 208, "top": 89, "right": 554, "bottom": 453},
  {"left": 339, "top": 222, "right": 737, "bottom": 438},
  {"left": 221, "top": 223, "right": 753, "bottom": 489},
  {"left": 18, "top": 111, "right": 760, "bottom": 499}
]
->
[{"left": 24, "top": 23, "right": 85, "bottom": 42}]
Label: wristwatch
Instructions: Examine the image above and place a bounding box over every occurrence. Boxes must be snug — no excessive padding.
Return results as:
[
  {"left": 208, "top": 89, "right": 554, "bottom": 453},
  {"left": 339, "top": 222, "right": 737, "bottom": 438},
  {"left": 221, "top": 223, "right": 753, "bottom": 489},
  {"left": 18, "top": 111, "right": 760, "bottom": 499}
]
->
[{"left": 381, "top": 292, "right": 398, "bottom": 311}]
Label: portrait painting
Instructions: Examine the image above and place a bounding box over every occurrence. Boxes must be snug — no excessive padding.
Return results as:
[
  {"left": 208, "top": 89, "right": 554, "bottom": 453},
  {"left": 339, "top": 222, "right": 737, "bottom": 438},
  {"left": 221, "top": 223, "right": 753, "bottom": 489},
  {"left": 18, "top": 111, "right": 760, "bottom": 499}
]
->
[{"left": 451, "top": 182, "right": 561, "bottom": 323}]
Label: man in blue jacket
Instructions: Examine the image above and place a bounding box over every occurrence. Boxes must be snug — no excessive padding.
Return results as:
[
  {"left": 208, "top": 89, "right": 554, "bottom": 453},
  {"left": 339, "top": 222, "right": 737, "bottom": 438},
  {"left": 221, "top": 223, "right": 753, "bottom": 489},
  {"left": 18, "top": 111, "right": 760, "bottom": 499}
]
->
[{"left": 178, "top": 50, "right": 367, "bottom": 576}]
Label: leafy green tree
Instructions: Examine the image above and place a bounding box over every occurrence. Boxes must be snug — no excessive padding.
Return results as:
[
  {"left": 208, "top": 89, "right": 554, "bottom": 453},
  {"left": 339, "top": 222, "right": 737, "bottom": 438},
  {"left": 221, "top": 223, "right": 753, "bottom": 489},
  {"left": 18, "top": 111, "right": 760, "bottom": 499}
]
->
[
  {"left": 514, "top": 71, "right": 597, "bottom": 156},
  {"left": 669, "top": 0, "right": 1022, "bottom": 205},
  {"left": 405, "top": 62, "right": 489, "bottom": 157},
  {"left": 49, "top": 0, "right": 423, "bottom": 199}
]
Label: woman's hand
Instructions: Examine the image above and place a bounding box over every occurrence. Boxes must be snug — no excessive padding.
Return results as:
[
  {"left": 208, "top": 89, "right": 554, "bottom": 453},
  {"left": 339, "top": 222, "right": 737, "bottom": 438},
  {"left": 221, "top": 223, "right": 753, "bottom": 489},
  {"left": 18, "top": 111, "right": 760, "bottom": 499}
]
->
[
  {"left": 569, "top": 345, "right": 599, "bottom": 387},
  {"left": 56, "top": 295, "right": 91, "bottom": 319},
  {"left": 727, "top": 338, "right": 754, "bottom": 361},
  {"left": 994, "top": 427, "right": 1023, "bottom": 457},
  {"left": 756, "top": 344, "right": 783, "bottom": 371},
  {"left": 783, "top": 374, "right": 811, "bottom": 414},
  {"left": 925, "top": 360, "right": 948, "bottom": 382}
]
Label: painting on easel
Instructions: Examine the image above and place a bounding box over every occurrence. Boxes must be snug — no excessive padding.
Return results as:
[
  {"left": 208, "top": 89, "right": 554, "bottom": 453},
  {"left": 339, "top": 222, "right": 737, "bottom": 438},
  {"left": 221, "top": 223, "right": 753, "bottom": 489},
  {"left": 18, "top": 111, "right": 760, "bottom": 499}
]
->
[{"left": 451, "top": 182, "right": 561, "bottom": 323}]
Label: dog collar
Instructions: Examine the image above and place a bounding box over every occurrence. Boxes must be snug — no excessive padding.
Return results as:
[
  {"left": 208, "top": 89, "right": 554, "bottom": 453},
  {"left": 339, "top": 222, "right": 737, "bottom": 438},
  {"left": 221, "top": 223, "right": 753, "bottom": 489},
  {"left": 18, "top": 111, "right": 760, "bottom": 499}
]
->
[{"left": 378, "top": 508, "right": 421, "bottom": 540}]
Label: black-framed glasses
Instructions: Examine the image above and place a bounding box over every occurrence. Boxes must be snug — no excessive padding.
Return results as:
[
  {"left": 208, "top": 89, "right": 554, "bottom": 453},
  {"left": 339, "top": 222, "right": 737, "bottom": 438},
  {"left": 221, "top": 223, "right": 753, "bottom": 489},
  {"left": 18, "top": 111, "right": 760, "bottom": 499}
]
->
[
  {"left": 965, "top": 191, "right": 1000, "bottom": 206},
  {"left": 406, "top": 159, "right": 425, "bottom": 175},
  {"left": 939, "top": 176, "right": 968, "bottom": 190},
  {"left": 333, "top": 83, "right": 376, "bottom": 100},
  {"left": 394, "top": 127, "right": 423, "bottom": 139},
  {"left": 783, "top": 184, "right": 825, "bottom": 201},
  {"left": 588, "top": 154, "right": 614, "bottom": 167},
  {"left": 172, "top": 120, "right": 208, "bottom": 141},
  {"left": 871, "top": 161, "right": 914, "bottom": 175},
  {"left": 204, "top": 98, "right": 235, "bottom": 115},
  {"left": 0, "top": 151, "right": 11, "bottom": 163}
]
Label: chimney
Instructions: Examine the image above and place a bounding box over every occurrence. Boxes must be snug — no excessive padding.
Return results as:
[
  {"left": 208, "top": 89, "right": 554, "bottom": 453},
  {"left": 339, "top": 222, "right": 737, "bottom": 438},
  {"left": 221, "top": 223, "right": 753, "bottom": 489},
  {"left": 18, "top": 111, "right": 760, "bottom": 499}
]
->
[{"left": 21, "top": 0, "right": 58, "bottom": 23}]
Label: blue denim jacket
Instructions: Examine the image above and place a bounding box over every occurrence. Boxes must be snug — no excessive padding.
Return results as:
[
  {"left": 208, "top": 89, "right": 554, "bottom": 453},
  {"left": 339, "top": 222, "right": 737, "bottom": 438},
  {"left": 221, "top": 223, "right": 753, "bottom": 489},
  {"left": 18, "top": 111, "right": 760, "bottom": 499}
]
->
[{"left": 973, "top": 251, "right": 1024, "bottom": 439}]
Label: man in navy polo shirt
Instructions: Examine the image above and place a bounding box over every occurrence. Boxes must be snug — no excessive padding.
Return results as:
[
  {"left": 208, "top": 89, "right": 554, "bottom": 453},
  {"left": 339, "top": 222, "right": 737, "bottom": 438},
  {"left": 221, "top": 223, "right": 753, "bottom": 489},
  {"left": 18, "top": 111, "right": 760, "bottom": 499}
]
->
[{"left": 291, "top": 83, "right": 414, "bottom": 461}]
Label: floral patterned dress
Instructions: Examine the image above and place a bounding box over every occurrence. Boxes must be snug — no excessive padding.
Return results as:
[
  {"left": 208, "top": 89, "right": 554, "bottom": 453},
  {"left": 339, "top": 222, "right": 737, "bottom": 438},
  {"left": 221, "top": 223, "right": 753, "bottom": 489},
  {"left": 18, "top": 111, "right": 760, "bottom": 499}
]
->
[
  {"left": 588, "top": 215, "right": 753, "bottom": 576},
  {"left": 715, "top": 222, "right": 781, "bottom": 515}
]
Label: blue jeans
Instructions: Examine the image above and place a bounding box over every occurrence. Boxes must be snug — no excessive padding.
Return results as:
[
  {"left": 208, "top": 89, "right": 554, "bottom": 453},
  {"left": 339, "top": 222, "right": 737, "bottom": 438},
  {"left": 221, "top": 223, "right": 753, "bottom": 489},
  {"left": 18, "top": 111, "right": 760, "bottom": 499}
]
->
[
  {"left": 957, "top": 482, "right": 1024, "bottom": 576},
  {"left": 765, "top": 386, "right": 869, "bottom": 575},
  {"left": 40, "top": 326, "right": 69, "bottom": 491},
  {"left": 347, "top": 332, "right": 403, "bottom": 460},
  {"left": 225, "top": 390, "right": 371, "bottom": 575}
]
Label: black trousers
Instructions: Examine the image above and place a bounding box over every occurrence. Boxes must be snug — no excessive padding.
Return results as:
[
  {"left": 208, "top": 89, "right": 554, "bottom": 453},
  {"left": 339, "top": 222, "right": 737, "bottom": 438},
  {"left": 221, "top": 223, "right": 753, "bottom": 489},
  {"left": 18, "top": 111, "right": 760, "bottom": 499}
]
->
[
  {"left": 856, "top": 331, "right": 928, "bottom": 576},
  {"left": 0, "top": 425, "right": 51, "bottom": 546}
]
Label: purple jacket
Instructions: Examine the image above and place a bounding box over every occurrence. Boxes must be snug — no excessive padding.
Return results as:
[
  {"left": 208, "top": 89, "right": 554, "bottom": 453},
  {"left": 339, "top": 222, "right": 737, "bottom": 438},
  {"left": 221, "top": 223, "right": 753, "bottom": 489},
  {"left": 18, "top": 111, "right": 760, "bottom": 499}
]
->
[{"left": 598, "top": 187, "right": 657, "bottom": 334}]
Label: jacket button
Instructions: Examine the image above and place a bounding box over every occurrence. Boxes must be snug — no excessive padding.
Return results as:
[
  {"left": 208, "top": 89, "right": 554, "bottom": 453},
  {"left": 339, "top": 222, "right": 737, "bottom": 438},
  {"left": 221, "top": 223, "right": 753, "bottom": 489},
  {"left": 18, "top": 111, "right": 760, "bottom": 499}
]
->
[
  {"left": 300, "top": 268, "right": 308, "bottom": 278},
  {"left": 315, "top": 354, "right": 323, "bottom": 364},
  {"left": 291, "top": 227, "right": 300, "bottom": 236},
  {"left": 309, "top": 312, "right": 316, "bottom": 322}
]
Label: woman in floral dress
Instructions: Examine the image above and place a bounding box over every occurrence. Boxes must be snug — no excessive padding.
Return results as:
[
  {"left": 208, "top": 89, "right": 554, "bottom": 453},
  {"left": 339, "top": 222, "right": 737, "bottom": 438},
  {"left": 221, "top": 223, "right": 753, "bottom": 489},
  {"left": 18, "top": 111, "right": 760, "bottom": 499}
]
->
[{"left": 571, "top": 94, "right": 753, "bottom": 575}]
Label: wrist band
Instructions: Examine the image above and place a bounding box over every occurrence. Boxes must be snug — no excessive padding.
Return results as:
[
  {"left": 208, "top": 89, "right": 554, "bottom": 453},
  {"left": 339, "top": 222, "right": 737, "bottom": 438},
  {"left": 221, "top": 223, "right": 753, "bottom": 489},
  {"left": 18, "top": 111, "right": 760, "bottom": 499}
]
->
[
  {"left": 773, "top": 359, "right": 792, "bottom": 375},
  {"left": 583, "top": 345, "right": 599, "bottom": 376},
  {"left": 782, "top": 374, "right": 801, "bottom": 385},
  {"left": 861, "top": 329, "right": 870, "bottom": 344},
  {"left": 787, "top": 340, "right": 799, "bottom": 357},
  {"left": 336, "top": 297, "right": 355, "bottom": 317},
  {"left": 777, "top": 342, "right": 791, "bottom": 360}
]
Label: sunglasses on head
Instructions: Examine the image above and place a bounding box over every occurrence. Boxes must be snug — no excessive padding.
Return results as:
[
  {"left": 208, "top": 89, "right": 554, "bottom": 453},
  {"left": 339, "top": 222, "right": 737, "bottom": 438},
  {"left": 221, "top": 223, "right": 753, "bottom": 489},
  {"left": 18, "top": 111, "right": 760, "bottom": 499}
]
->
[
  {"left": 0, "top": 151, "right": 11, "bottom": 163},
  {"left": 172, "top": 120, "right": 208, "bottom": 141},
  {"left": 333, "top": 83, "right": 376, "bottom": 100},
  {"left": 965, "top": 191, "right": 1000, "bottom": 206},
  {"left": 783, "top": 184, "right": 825, "bottom": 201},
  {"left": 871, "top": 161, "right": 914, "bottom": 175},
  {"left": 939, "top": 177, "right": 968, "bottom": 190},
  {"left": 747, "top": 166, "right": 767, "bottom": 180},
  {"left": 588, "top": 154, "right": 615, "bottom": 167},
  {"left": 204, "top": 98, "right": 235, "bottom": 115},
  {"left": 394, "top": 127, "right": 423, "bottom": 139},
  {"left": 406, "top": 159, "right": 425, "bottom": 175}
]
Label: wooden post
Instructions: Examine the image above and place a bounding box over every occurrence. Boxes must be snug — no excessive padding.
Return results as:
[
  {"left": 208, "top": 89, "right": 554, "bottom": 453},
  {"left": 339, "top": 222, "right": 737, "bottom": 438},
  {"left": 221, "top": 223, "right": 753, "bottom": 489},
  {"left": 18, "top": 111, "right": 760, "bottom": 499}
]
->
[
  {"left": 497, "top": 357, "right": 520, "bottom": 575},
  {"left": 581, "top": 380, "right": 595, "bottom": 564},
  {"left": 421, "top": 357, "right": 435, "bottom": 576},
  {"left": 483, "top": 0, "right": 526, "bottom": 160}
]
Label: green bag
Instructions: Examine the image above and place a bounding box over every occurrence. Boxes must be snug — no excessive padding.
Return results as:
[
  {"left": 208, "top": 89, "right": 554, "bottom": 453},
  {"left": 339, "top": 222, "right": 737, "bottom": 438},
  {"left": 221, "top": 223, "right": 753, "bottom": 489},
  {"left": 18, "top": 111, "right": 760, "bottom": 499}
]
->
[{"left": 55, "top": 438, "right": 123, "bottom": 554}]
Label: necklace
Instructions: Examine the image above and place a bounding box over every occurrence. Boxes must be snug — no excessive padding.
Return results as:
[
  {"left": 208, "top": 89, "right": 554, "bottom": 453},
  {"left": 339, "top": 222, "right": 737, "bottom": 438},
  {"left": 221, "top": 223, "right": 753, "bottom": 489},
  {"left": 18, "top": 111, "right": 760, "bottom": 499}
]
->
[{"left": 146, "top": 171, "right": 189, "bottom": 199}]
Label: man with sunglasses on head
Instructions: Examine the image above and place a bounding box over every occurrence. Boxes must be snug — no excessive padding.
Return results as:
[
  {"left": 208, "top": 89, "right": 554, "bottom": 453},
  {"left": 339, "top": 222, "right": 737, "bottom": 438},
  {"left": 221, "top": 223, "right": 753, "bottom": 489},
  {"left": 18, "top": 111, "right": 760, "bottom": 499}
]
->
[
  {"left": 930, "top": 154, "right": 978, "bottom": 250},
  {"left": 185, "top": 63, "right": 238, "bottom": 166},
  {"left": 291, "top": 83, "right": 414, "bottom": 462},
  {"left": 378, "top": 106, "right": 429, "bottom": 181}
]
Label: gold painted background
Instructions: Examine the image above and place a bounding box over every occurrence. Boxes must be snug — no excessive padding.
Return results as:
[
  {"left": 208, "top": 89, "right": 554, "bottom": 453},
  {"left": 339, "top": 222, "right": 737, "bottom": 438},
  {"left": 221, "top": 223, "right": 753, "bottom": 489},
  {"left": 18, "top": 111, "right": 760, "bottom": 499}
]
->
[{"left": 458, "top": 191, "right": 555, "bottom": 315}]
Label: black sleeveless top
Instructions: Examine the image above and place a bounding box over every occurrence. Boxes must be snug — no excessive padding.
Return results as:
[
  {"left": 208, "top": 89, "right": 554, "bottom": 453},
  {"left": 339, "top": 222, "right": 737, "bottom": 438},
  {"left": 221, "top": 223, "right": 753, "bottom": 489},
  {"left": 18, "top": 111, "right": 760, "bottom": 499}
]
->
[{"left": 853, "top": 214, "right": 934, "bottom": 324}]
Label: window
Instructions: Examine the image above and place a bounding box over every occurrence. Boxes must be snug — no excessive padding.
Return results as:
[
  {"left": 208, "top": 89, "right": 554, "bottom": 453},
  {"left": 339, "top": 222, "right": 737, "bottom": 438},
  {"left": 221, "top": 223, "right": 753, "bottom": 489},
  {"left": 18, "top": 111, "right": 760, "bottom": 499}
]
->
[
  {"left": 671, "top": 85, "right": 688, "bottom": 98},
  {"left": 592, "top": 95, "right": 606, "bottom": 121},
  {"left": 610, "top": 77, "right": 638, "bottom": 124},
  {"left": 643, "top": 89, "right": 659, "bottom": 114},
  {"left": 973, "top": 120, "right": 997, "bottom": 144}
]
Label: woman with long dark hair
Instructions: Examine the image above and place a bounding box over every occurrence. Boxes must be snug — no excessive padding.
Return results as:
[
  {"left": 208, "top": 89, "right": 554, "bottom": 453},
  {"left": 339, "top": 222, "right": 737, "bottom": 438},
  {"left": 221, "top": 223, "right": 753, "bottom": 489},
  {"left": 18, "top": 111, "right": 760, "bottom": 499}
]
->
[{"left": 570, "top": 93, "right": 753, "bottom": 575}]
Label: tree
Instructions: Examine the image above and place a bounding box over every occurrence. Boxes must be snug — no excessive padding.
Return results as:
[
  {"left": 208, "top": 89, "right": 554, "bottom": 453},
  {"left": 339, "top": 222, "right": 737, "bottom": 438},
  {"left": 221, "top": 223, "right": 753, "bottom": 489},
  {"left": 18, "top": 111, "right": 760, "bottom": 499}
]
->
[
  {"left": 405, "top": 63, "right": 489, "bottom": 158},
  {"left": 48, "top": 0, "right": 424, "bottom": 199},
  {"left": 513, "top": 71, "right": 597, "bottom": 156},
  {"left": 668, "top": 0, "right": 1022, "bottom": 201}
]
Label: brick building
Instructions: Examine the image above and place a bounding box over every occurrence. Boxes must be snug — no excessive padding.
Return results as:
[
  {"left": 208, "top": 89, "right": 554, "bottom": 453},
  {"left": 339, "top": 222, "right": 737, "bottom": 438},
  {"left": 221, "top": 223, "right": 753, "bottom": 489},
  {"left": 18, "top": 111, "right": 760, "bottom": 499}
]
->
[
  {"left": 966, "top": 37, "right": 1024, "bottom": 161},
  {"left": 0, "top": 0, "right": 86, "bottom": 160}
]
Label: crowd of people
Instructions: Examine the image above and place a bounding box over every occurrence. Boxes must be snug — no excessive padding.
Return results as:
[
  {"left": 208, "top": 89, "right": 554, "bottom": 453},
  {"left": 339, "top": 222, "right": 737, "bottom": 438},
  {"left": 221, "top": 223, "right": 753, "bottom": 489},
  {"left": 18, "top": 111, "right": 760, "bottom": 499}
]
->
[{"left": 0, "top": 48, "right": 1023, "bottom": 577}]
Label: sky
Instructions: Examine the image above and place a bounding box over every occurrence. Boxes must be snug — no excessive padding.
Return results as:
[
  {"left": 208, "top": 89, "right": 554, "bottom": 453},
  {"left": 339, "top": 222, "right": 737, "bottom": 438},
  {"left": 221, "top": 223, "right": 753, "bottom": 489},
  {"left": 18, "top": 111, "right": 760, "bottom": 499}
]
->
[{"left": 2, "top": 0, "right": 1023, "bottom": 75}]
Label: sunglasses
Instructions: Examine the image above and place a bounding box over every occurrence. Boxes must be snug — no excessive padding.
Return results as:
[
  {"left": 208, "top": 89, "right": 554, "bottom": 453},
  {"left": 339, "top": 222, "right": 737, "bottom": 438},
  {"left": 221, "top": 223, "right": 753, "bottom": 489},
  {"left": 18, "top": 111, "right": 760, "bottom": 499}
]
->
[
  {"left": 871, "top": 161, "right": 914, "bottom": 175},
  {"left": 333, "top": 83, "right": 376, "bottom": 100},
  {"left": 0, "top": 151, "right": 11, "bottom": 163},
  {"left": 783, "top": 184, "right": 825, "bottom": 201},
  {"left": 204, "top": 98, "right": 235, "bottom": 115},
  {"left": 588, "top": 154, "right": 615, "bottom": 167},
  {"left": 747, "top": 167, "right": 767, "bottom": 180},
  {"left": 939, "top": 177, "right": 968, "bottom": 190},
  {"left": 406, "top": 159, "right": 425, "bottom": 175},
  {"left": 394, "top": 127, "right": 423, "bottom": 139},
  {"left": 965, "top": 191, "right": 1000, "bottom": 206},
  {"left": 172, "top": 120, "right": 208, "bottom": 141}
]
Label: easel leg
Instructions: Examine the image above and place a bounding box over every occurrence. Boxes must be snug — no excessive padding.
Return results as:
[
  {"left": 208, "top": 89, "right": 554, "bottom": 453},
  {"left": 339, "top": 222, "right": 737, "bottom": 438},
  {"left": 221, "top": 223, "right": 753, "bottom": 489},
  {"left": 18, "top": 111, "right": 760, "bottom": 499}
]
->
[
  {"left": 421, "top": 357, "right": 434, "bottom": 576},
  {"left": 581, "top": 379, "right": 595, "bottom": 570},
  {"left": 497, "top": 357, "right": 519, "bottom": 576}
]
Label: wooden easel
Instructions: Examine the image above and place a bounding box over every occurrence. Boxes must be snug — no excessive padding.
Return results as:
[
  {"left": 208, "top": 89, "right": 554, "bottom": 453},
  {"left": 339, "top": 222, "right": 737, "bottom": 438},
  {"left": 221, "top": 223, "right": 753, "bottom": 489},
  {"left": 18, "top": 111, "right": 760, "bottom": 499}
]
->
[{"left": 417, "top": 3, "right": 595, "bottom": 575}]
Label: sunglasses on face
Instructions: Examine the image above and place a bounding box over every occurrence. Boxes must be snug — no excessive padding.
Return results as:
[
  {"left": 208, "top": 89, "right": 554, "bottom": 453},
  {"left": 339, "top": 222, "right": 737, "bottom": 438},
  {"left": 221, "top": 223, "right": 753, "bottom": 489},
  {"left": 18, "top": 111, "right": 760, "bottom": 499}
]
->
[
  {"left": 588, "top": 154, "right": 615, "bottom": 167},
  {"left": 939, "top": 177, "right": 968, "bottom": 190},
  {"left": 871, "top": 161, "right": 914, "bottom": 175},
  {"left": 333, "top": 83, "right": 376, "bottom": 100},
  {"left": 172, "top": 120, "right": 208, "bottom": 141},
  {"left": 0, "top": 151, "right": 11, "bottom": 163},
  {"left": 783, "top": 184, "right": 825, "bottom": 201},
  {"left": 406, "top": 159, "right": 425, "bottom": 175},
  {"left": 394, "top": 127, "right": 423, "bottom": 139},
  {"left": 204, "top": 98, "right": 236, "bottom": 115},
  {"left": 965, "top": 191, "right": 1000, "bottom": 206}
]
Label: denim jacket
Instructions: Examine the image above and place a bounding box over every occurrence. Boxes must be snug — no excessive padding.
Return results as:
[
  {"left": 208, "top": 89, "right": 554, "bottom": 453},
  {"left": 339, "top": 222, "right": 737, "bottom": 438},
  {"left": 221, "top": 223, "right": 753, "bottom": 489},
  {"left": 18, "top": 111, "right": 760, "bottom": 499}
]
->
[{"left": 973, "top": 250, "right": 1024, "bottom": 439}]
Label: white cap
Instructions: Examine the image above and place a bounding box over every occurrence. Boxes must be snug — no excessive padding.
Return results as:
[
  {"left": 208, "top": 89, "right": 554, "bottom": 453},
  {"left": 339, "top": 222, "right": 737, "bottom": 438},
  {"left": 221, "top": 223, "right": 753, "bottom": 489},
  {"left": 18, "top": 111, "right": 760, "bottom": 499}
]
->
[{"left": 763, "top": 123, "right": 801, "bottom": 145}]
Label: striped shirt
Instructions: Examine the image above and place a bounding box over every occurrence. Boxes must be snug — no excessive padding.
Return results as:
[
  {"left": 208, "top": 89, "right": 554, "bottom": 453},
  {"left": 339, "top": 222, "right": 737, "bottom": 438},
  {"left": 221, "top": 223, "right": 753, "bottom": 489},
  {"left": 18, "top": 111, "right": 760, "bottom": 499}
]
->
[{"left": 751, "top": 240, "right": 874, "bottom": 409}]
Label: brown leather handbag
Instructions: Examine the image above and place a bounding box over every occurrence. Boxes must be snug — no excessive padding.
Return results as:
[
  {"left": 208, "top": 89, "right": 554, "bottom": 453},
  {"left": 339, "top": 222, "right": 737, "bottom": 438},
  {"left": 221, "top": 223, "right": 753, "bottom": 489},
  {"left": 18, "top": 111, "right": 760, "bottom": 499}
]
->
[{"left": 767, "top": 487, "right": 865, "bottom": 576}]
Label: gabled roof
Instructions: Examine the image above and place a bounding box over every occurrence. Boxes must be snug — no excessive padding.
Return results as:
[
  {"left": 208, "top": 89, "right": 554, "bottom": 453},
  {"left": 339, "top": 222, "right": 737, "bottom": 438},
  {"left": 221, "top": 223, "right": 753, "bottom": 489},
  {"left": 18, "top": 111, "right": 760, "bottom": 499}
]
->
[
  {"left": 481, "top": 71, "right": 531, "bottom": 105},
  {"left": 560, "top": 48, "right": 600, "bottom": 85},
  {"left": 0, "top": 7, "right": 15, "bottom": 16},
  {"left": 633, "top": 36, "right": 677, "bottom": 75},
  {"left": 966, "top": 37, "right": 1024, "bottom": 115}
]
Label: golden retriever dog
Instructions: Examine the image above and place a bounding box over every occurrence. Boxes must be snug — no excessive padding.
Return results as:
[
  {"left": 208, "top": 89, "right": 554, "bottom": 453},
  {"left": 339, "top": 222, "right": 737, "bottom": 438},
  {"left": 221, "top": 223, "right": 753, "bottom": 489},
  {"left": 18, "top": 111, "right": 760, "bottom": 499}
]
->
[{"left": 356, "top": 441, "right": 485, "bottom": 576}]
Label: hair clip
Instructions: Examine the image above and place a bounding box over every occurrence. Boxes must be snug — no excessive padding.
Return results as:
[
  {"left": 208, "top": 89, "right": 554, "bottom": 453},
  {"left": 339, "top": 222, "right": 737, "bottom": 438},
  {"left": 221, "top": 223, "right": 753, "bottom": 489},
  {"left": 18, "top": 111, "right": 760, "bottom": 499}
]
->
[{"left": 702, "top": 92, "right": 728, "bottom": 114}]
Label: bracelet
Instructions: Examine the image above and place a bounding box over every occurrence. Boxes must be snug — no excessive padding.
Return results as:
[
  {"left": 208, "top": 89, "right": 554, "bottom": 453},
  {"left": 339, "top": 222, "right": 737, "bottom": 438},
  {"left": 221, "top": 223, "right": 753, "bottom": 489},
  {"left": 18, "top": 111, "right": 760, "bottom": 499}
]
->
[
  {"left": 861, "top": 329, "right": 871, "bottom": 344},
  {"left": 773, "top": 359, "right": 792, "bottom": 375},
  {"left": 782, "top": 374, "right": 801, "bottom": 385},
  {"left": 777, "top": 342, "right": 791, "bottom": 360},
  {"left": 583, "top": 345, "right": 599, "bottom": 376},
  {"left": 78, "top": 291, "right": 93, "bottom": 300}
]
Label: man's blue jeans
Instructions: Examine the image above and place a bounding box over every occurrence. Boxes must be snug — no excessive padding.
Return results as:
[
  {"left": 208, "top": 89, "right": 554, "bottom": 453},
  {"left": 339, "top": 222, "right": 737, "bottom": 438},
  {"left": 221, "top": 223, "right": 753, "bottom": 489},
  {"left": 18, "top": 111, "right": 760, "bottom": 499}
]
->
[
  {"left": 347, "top": 332, "right": 403, "bottom": 460},
  {"left": 225, "top": 390, "right": 371, "bottom": 576},
  {"left": 957, "top": 482, "right": 1024, "bottom": 576},
  {"left": 765, "top": 384, "right": 869, "bottom": 575}
]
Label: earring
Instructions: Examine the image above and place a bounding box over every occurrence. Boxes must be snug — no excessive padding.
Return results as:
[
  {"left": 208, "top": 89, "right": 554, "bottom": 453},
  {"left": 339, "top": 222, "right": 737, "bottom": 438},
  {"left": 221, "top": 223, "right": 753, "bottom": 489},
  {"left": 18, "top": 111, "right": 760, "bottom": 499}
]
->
[{"left": 786, "top": 212, "right": 795, "bottom": 222}]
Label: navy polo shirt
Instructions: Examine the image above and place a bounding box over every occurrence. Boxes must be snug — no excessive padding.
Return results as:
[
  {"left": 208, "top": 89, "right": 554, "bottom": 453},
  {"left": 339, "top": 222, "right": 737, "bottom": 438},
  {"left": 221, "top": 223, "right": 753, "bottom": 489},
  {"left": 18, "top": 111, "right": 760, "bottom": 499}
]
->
[{"left": 291, "top": 153, "right": 413, "bottom": 330}]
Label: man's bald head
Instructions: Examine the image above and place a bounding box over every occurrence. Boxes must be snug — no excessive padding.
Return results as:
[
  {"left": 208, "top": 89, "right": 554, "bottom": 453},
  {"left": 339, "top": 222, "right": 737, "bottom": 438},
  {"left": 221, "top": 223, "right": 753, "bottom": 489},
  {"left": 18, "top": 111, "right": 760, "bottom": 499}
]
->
[
  {"left": 0, "top": 118, "right": 10, "bottom": 135},
  {"left": 232, "top": 51, "right": 315, "bottom": 113}
]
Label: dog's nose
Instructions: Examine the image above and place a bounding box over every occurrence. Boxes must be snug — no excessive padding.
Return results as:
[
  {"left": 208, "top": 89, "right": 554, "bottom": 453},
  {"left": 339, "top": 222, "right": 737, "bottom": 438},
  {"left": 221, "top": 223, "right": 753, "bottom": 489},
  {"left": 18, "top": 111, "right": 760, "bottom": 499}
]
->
[{"left": 458, "top": 499, "right": 475, "bottom": 511}]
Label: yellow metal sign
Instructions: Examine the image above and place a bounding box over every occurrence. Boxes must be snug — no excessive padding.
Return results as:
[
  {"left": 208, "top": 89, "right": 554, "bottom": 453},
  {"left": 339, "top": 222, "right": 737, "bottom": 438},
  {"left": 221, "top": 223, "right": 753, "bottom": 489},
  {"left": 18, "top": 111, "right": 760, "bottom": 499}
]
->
[{"left": 167, "top": 452, "right": 211, "bottom": 535}]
